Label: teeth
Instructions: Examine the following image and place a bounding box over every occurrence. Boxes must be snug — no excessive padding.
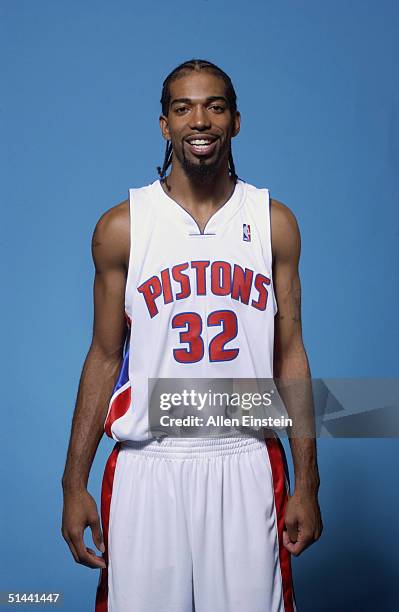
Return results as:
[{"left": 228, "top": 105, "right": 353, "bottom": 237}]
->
[{"left": 189, "top": 139, "right": 212, "bottom": 145}]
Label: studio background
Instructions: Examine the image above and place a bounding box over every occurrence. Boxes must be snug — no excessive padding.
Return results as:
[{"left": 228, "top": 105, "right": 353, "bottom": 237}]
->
[{"left": 2, "top": 0, "right": 398, "bottom": 610}]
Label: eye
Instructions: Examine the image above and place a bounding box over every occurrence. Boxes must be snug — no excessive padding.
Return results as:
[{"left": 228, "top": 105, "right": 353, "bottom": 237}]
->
[
  {"left": 175, "top": 106, "right": 188, "bottom": 114},
  {"left": 210, "top": 105, "right": 225, "bottom": 112}
]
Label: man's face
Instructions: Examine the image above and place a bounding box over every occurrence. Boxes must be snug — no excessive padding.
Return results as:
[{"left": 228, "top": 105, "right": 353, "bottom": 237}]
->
[{"left": 159, "top": 72, "right": 240, "bottom": 180}]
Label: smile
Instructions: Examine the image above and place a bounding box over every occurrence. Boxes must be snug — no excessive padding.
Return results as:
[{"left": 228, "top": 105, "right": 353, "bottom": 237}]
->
[{"left": 185, "top": 139, "right": 218, "bottom": 156}]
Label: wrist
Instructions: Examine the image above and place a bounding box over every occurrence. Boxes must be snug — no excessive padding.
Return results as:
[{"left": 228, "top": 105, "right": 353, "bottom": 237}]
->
[
  {"left": 294, "top": 476, "right": 320, "bottom": 495},
  {"left": 61, "top": 475, "right": 88, "bottom": 494}
]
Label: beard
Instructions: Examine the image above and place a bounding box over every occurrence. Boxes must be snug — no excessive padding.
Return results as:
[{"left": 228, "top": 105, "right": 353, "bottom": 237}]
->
[
  {"left": 181, "top": 156, "right": 219, "bottom": 180},
  {"left": 174, "top": 142, "right": 225, "bottom": 181}
]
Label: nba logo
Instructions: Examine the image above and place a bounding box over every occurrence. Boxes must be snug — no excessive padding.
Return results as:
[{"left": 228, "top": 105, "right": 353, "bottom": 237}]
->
[{"left": 243, "top": 224, "right": 251, "bottom": 242}]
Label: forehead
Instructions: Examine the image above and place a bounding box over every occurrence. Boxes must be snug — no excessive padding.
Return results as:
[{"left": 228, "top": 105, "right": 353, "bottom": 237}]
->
[{"left": 169, "top": 71, "right": 227, "bottom": 103}]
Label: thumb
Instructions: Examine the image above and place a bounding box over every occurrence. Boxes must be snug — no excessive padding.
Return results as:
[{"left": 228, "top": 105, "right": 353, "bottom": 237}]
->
[
  {"left": 90, "top": 516, "right": 105, "bottom": 553},
  {"left": 283, "top": 530, "right": 295, "bottom": 550},
  {"left": 285, "top": 520, "right": 298, "bottom": 544}
]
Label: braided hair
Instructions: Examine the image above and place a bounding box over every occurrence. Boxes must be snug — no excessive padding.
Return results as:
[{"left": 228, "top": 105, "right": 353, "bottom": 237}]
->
[{"left": 157, "top": 59, "right": 239, "bottom": 187}]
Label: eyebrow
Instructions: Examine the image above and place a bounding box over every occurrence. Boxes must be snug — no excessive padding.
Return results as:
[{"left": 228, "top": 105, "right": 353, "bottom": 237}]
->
[{"left": 170, "top": 96, "right": 228, "bottom": 106}]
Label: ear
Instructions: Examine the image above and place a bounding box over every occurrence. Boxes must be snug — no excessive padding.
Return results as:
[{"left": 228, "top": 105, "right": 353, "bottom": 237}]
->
[
  {"left": 159, "top": 114, "right": 171, "bottom": 141},
  {"left": 232, "top": 110, "right": 241, "bottom": 138}
]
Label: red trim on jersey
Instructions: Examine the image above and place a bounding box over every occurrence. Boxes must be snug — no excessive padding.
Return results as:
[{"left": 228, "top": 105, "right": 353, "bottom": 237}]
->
[
  {"left": 161, "top": 268, "right": 174, "bottom": 304},
  {"left": 137, "top": 275, "right": 162, "bottom": 318},
  {"left": 231, "top": 264, "right": 253, "bottom": 304},
  {"left": 190, "top": 260, "right": 210, "bottom": 295},
  {"left": 265, "top": 436, "right": 295, "bottom": 612},
  {"left": 172, "top": 262, "right": 191, "bottom": 299},
  {"left": 104, "top": 386, "right": 132, "bottom": 438},
  {"left": 211, "top": 261, "right": 232, "bottom": 296},
  {"left": 95, "top": 442, "right": 121, "bottom": 612},
  {"left": 251, "top": 273, "right": 270, "bottom": 311}
]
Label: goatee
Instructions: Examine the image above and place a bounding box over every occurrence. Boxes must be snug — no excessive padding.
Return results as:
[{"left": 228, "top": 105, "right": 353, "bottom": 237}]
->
[
  {"left": 181, "top": 153, "right": 220, "bottom": 181},
  {"left": 183, "top": 161, "right": 215, "bottom": 179}
]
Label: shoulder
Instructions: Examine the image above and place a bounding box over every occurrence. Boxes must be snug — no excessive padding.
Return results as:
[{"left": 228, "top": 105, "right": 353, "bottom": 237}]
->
[
  {"left": 270, "top": 197, "right": 301, "bottom": 261},
  {"left": 93, "top": 199, "right": 129, "bottom": 239},
  {"left": 92, "top": 199, "right": 130, "bottom": 270},
  {"left": 270, "top": 197, "right": 299, "bottom": 234},
  {"left": 245, "top": 181, "right": 299, "bottom": 237}
]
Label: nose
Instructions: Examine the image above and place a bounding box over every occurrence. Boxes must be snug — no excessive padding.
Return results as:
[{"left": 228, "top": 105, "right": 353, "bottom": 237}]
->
[{"left": 189, "top": 104, "right": 211, "bottom": 130}]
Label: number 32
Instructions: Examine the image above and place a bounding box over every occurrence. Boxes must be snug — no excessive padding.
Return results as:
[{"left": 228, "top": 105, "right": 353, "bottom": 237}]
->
[{"left": 172, "top": 310, "right": 239, "bottom": 363}]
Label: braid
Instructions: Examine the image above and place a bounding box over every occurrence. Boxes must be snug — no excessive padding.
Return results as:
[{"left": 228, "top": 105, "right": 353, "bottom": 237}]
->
[
  {"left": 157, "top": 141, "right": 173, "bottom": 187},
  {"left": 157, "top": 59, "right": 239, "bottom": 182},
  {"left": 228, "top": 146, "right": 238, "bottom": 184}
]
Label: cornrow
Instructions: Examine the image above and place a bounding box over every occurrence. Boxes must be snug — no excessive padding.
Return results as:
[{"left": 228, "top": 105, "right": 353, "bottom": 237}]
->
[
  {"left": 157, "top": 59, "right": 239, "bottom": 186},
  {"left": 228, "top": 147, "right": 237, "bottom": 184},
  {"left": 156, "top": 141, "right": 173, "bottom": 184}
]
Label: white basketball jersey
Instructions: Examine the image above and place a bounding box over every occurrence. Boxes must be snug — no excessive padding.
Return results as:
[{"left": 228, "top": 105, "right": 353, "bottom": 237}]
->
[{"left": 104, "top": 178, "right": 278, "bottom": 441}]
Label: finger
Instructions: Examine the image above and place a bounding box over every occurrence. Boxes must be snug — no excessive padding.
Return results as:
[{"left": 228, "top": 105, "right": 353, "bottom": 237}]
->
[
  {"left": 283, "top": 533, "right": 309, "bottom": 555},
  {"left": 283, "top": 532, "right": 299, "bottom": 554},
  {"left": 284, "top": 533, "right": 314, "bottom": 556},
  {"left": 71, "top": 532, "right": 106, "bottom": 569},
  {"left": 282, "top": 530, "right": 292, "bottom": 548},
  {"left": 284, "top": 540, "right": 305, "bottom": 556},
  {"left": 89, "top": 517, "right": 105, "bottom": 553},
  {"left": 284, "top": 521, "right": 298, "bottom": 543},
  {"left": 314, "top": 526, "right": 322, "bottom": 541},
  {"left": 64, "top": 536, "right": 80, "bottom": 564},
  {"left": 86, "top": 546, "right": 106, "bottom": 566}
]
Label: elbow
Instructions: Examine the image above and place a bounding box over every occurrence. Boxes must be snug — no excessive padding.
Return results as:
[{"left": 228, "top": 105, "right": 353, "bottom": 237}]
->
[{"left": 88, "top": 342, "right": 125, "bottom": 367}]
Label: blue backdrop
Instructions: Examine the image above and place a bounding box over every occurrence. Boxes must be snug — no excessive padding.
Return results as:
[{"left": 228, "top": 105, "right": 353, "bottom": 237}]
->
[{"left": 1, "top": 0, "right": 398, "bottom": 610}]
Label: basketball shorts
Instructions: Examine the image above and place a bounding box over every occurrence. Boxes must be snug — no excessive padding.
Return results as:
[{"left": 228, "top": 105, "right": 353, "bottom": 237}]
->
[{"left": 95, "top": 433, "right": 296, "bottom": 612}]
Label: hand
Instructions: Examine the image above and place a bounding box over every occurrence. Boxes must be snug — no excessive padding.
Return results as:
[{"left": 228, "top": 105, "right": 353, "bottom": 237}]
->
[
  {"left": 283, "top": 489, "right": 323, "bottom": 556},
  {"left": 61, "top": 488, "right": 106, "bottom": 569}
]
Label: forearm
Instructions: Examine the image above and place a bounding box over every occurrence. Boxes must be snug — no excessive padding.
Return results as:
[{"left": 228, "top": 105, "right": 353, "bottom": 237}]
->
[
  {"left": 62, "top": 346, "right": 122, "bottom": 492},
  {"left": 274, "top": 346, "right": 320, "bottom": 493}
]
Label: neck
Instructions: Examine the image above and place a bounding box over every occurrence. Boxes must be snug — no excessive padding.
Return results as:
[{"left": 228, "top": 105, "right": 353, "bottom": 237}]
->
[{"left": 161, "top": 161, "right": 236, "bottom": 210}]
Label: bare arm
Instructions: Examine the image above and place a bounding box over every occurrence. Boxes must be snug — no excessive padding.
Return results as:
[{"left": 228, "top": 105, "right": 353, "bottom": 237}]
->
[
  {"left": 271, "top": 198, "right": 323, "bottom": 556},
  {"left": 61, "top": 200, "right": 129, "bottom": 569}
]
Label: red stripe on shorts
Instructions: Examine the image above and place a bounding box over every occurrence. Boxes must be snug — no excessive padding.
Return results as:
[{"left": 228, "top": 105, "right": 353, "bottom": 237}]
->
[
  {"left": 95, "top": 442, "right": 121, "bottom": 612},
  {"left": 265, "top": 436, "right": 295, "bottom": 612}
]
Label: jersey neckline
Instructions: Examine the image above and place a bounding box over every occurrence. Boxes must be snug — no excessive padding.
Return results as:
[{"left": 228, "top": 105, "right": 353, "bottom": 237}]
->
[{"left": 154, "top": 178, "right": 246, "bottom": 236}]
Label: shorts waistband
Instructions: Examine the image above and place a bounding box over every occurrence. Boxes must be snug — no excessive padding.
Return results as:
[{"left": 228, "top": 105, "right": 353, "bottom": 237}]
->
[{"left": 120, "top": 432, "right": 272, "bottom": 459}]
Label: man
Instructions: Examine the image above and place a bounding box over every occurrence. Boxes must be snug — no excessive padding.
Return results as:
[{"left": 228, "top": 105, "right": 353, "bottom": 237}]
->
[{"left": 62, "top": 59, "right": 322, "bottom": 612}]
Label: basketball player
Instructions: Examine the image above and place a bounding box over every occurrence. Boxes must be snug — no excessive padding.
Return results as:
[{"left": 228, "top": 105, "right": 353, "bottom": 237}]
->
[{"left": 61, "top": 59, "right": 322, "bottom": 612}]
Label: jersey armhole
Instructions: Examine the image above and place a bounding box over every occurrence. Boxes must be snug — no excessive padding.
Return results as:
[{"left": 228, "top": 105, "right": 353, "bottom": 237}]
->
[
  {"left": 266, "top": 190, "right": 278, "bottom": 317},
  {"left": 124, "top": 188, "right": 135, "bottom": 322}
]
